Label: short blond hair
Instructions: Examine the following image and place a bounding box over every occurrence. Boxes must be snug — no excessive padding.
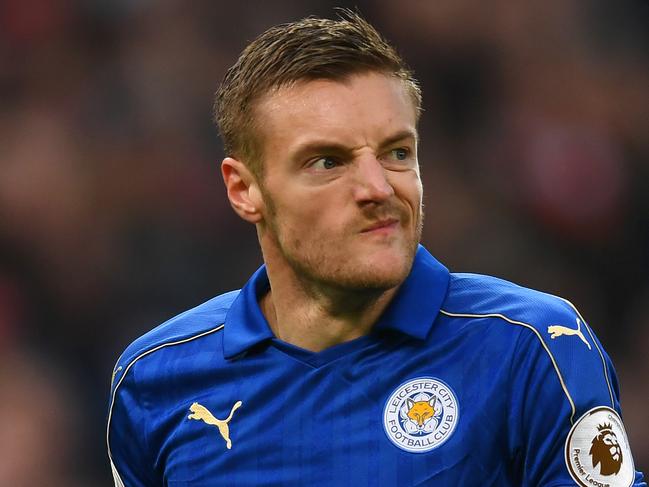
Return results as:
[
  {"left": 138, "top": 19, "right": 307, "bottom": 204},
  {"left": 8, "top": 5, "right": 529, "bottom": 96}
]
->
[{"left": 214, "top": 10, "right": 421, "bottom": 178}]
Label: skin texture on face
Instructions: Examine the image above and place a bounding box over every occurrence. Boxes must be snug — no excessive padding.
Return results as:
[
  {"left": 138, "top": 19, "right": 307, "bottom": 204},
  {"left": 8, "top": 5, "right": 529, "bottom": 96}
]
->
[
  {"left": 221, "top": 72, "right": 423, "bottom": 350},
  {"left": 255, "top": 72, "right": 423, "bottom": 295}
]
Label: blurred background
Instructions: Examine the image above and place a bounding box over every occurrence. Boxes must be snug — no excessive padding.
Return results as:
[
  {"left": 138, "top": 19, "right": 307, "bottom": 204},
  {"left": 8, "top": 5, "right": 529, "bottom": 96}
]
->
[{"left": 0, "top": 0, "right": 647, "bottom": 484}]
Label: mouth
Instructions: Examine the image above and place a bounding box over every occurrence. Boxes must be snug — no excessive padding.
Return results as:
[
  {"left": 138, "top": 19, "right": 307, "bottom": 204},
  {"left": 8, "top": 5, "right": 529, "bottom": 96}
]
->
[{"left": 361, "top": 218, "right": 399, "bottom": 234}]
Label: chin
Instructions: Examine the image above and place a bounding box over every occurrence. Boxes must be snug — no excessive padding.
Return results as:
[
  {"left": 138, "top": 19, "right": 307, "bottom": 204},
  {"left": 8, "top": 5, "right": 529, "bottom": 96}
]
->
[
  {"left": 330, "top": 250, "right": 414, "bottom": 291},
  {"left": 273, "top": 229, "right": 418, "bottom": 292},
  {"left": 347, "top": 271, "right": 406, "bottom": 291}
]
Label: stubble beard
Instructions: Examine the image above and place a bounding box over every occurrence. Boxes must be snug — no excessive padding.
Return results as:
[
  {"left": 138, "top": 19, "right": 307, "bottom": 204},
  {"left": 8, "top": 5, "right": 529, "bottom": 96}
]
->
[{"left": 262, "top": 191, "right": 423, "bottom": 296}]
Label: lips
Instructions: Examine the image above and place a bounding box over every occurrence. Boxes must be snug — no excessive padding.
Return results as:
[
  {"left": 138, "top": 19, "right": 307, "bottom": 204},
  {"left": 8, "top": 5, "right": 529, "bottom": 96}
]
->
[{"left": 361, "top": 218, "right": 399, "bottom": 233}]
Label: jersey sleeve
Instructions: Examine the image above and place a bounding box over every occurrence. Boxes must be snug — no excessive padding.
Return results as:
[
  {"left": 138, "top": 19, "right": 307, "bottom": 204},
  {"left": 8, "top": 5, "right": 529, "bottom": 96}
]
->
[
  {"left": 508, "top": 302, "right": 645, "bottom": 487},
  {"left": 107, "top": 361, "right": 158, "bottom": 487}
]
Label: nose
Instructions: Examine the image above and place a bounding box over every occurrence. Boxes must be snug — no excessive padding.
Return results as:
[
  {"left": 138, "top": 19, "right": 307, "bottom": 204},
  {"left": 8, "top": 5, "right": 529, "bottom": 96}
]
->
[{"left": 352, "top": 155, "right": 394, "bottom": 204}]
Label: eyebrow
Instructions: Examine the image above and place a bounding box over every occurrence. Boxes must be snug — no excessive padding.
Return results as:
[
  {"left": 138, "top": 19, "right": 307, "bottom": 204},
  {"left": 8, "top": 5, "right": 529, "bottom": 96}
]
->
[
  {"left": 291, "top": 129, "right": 418, "bottom": 161},
  {"left": 379, "top": 129, "right": 418, "bottom": 150}
]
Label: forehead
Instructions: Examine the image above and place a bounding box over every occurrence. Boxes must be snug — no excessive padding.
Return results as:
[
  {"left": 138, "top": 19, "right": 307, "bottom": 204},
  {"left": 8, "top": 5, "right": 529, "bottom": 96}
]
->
[{"left": 253, "top": 73, "right": 418, "bottom": 153}]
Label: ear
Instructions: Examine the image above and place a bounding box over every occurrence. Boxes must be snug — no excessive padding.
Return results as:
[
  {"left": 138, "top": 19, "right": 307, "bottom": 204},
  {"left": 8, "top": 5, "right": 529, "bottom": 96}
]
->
[
  {"left": 406, "top": 398, "right": 414, "bottom": 410},
  {"left": 221, "top": 157, "right": 264, "bottom": 224}
]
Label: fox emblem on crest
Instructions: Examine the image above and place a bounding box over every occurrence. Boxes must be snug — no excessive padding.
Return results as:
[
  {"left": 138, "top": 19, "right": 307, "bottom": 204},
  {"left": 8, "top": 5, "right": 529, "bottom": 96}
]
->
[
  {"left": 400, "top": 393, "right": 442, "bottom": 434},
  {"left": 384, "top": 377, "right": 459, "bottom": 453}
]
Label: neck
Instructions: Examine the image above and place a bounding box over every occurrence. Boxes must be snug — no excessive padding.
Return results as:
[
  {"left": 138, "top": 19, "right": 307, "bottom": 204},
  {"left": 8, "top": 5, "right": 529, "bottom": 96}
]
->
[{"left": 259, "top": 257, "right": 398, "bottom": 353}]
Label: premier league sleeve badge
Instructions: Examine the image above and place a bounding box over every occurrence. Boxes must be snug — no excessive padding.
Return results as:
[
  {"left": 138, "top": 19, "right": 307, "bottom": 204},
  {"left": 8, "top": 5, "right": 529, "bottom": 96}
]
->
[{"left": 565, "top": 406, "right": 635, "bottom": 487}]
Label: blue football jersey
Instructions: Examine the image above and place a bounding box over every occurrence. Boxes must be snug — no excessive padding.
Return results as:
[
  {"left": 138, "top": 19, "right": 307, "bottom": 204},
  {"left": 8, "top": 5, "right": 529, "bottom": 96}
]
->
[{"left": 108, "top": 246, "right": 645, "bottom": 486}]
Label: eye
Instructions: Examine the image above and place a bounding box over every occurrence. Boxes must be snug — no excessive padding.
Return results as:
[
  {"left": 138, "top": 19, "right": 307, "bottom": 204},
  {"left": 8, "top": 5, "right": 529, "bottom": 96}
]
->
[
  {"left": 390, "top": 148, "right": 410, "bottom": 161},
  {"left": 392, "top": 147, "right": 408, "bottom": 161},
  {"left": 311, "top": 156, "right": 339, "bottom": 170}
]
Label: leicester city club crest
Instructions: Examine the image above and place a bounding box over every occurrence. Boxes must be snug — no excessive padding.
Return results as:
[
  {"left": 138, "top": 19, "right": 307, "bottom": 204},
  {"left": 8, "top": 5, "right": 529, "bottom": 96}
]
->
[{"left": 383, "top": 377, "right": 459, "bottom": 453}]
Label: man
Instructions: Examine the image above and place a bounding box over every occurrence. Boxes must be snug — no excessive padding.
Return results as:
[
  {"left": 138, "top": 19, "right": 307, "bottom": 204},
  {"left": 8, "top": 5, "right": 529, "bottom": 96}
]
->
[{"left": 107, "top": 12, "right": 645, "bottom": 486}]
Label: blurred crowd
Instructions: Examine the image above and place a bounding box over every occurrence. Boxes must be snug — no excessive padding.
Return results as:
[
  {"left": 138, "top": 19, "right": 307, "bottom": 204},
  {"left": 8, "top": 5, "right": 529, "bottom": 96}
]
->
[{"left": 0, "top": 0, "right": 647, "bottom": 484}]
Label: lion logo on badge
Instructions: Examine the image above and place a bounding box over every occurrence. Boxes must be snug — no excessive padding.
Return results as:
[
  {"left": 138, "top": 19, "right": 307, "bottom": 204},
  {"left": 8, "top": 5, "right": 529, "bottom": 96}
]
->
[
  {"left": 383, "top": 377, "right": 459, "bottom": 453},
  {"left": 590, "top": 423, "right": 623, "bottom": 476},
  {"left": 565, "top": 406, "right": 635, "bottom": 487}
]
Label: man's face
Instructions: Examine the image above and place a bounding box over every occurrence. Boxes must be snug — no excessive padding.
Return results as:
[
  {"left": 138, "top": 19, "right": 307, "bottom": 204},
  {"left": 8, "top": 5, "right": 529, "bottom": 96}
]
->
[{"left": 254, "top": 72, "right": 423, "bottom": 292}]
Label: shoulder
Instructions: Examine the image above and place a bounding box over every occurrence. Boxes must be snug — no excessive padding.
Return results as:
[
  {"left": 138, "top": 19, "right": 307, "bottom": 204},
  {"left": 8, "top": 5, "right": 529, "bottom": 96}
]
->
[
  {"left": 443, "top": 272, "right": 579, "bottom": 329},
  {"left": 441, "top": 271, "right": 599, "bottom": 363},
  {"left": 442, "top": 272, "right": 617, "bottom": 419},
  {"left": 110, "top": 290, "right": 239, "bottom": 389},
  {"left": 439, "top": 271, "right": 591, "bottom": 382}
]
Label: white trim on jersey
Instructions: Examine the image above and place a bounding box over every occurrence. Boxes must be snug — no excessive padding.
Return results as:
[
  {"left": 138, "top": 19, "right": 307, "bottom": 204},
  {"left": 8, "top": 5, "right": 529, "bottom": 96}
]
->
[
  {"left": 107, "top": 324, "right": 225, "bottom": 487},
  {"left": 557, "top": 297, "right": 615, "bottom": 407},
  {"left": 439, "top": 309, "right": 578, "bottom": 424}
]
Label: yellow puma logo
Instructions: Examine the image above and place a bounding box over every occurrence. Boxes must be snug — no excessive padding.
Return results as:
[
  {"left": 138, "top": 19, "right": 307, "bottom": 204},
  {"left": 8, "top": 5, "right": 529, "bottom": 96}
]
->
[
  {"left": 547, "top": 318, "right": 591, "bottom": 350},
  {"left": 188, "top": 401, "right": 243, "bottom": 450}
]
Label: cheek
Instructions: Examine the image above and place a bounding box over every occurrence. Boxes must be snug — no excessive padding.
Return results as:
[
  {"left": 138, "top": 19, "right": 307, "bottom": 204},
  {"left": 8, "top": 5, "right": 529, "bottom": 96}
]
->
[
  {"left": 392, "top": 171, "right": 422, "bottom": 205},
  {"left": 290, "top": 191, "right": 350, "bottom": 229},
  {"left": 271, "top": 194, "right": 340, "bottom": 239}
]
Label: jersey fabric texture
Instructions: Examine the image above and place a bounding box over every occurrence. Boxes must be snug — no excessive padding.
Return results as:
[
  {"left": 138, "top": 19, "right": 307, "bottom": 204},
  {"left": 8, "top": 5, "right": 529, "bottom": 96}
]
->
[{"left": 107, "top": 245, "right": 645, "bottom": 486}]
